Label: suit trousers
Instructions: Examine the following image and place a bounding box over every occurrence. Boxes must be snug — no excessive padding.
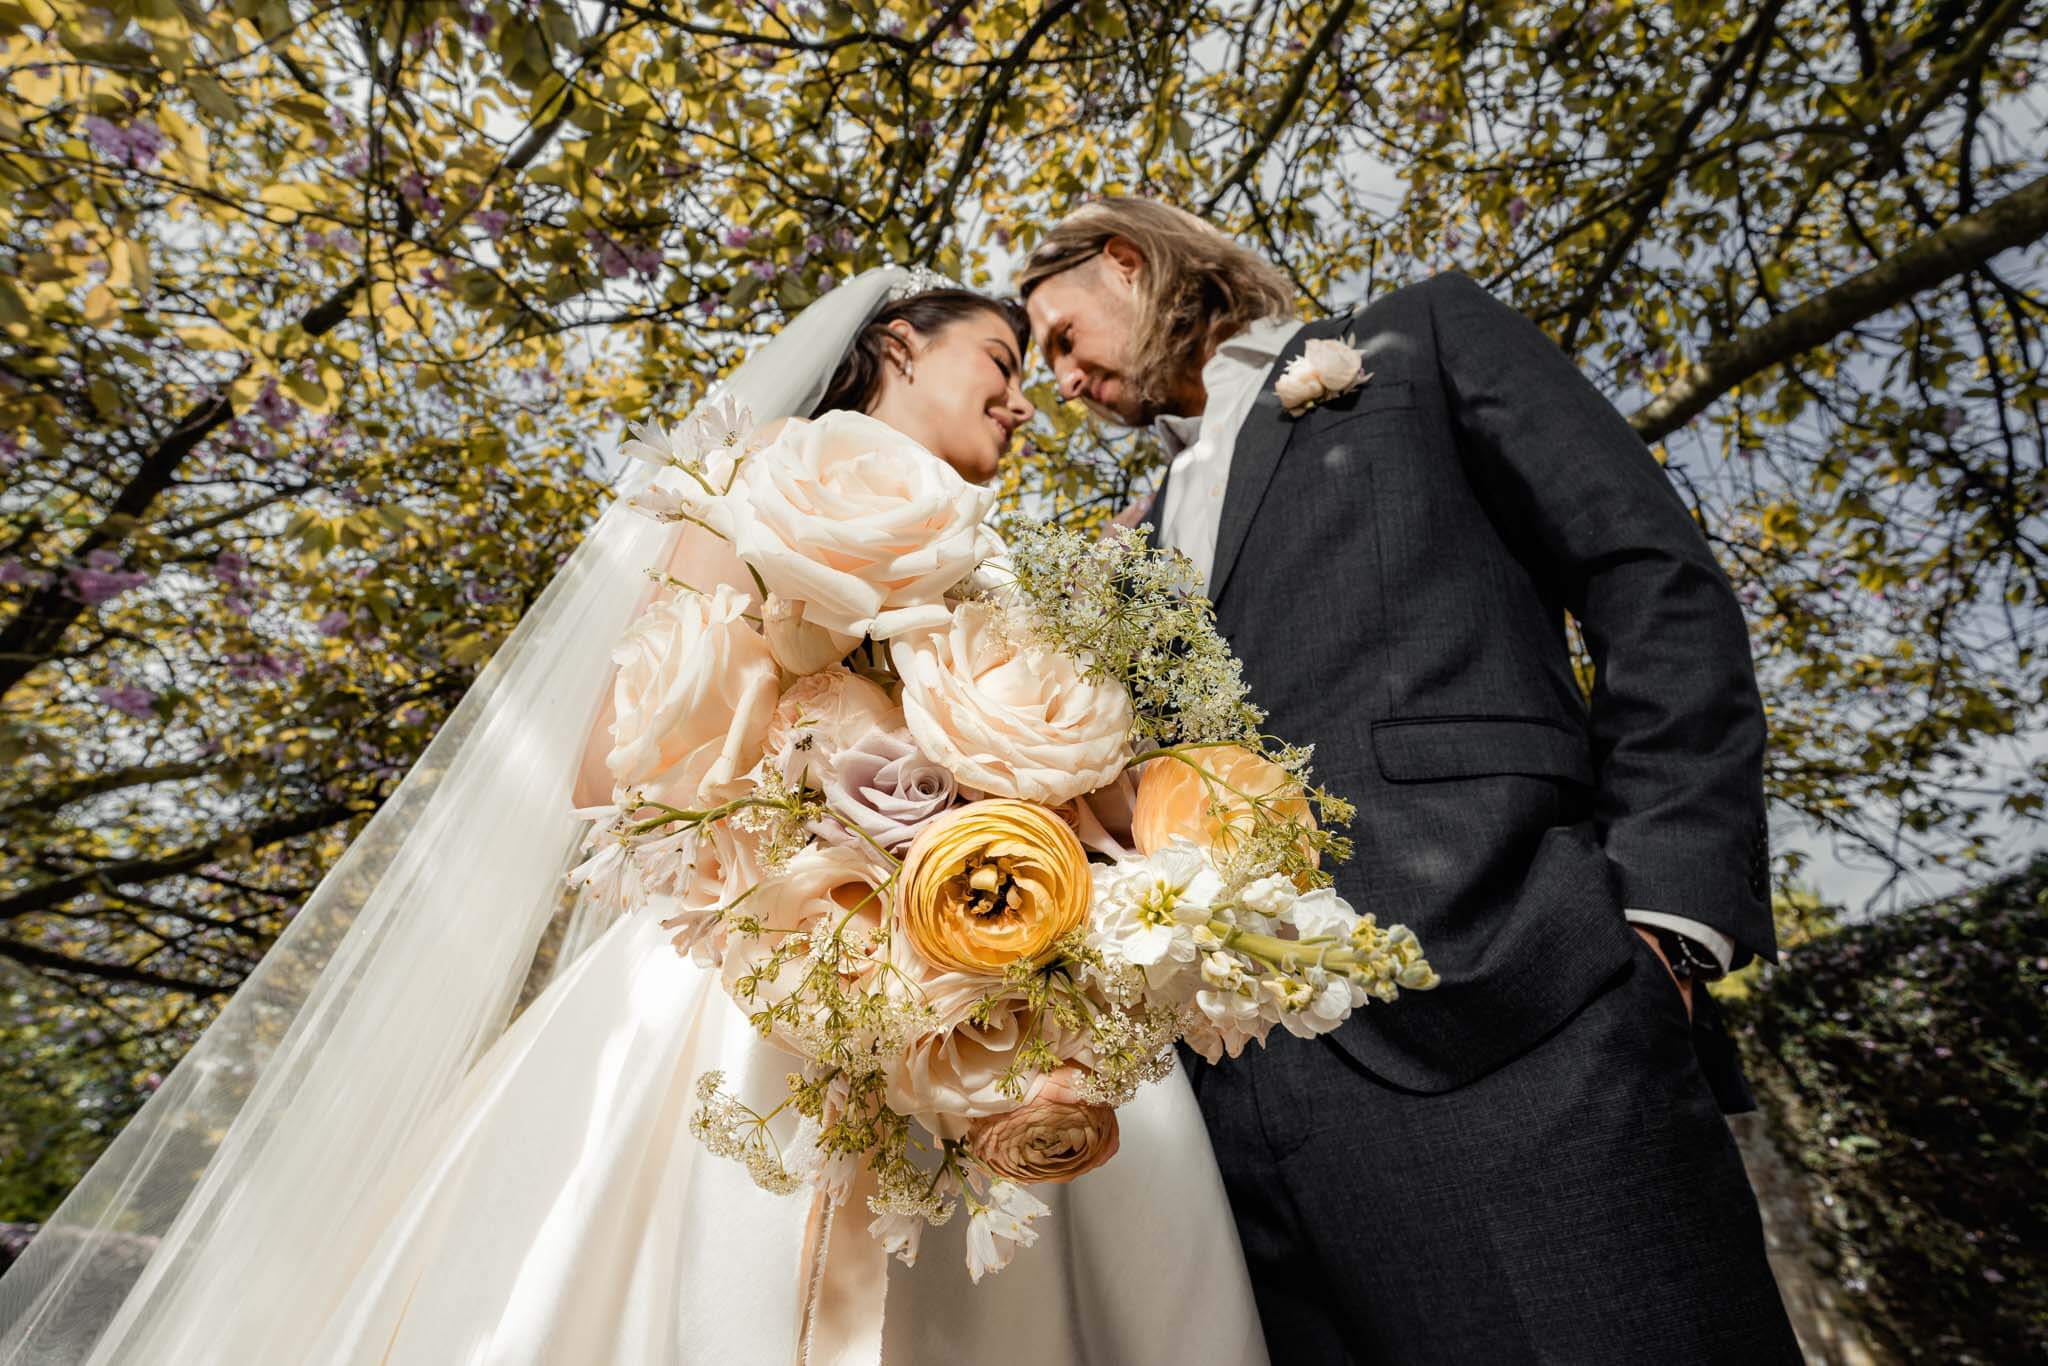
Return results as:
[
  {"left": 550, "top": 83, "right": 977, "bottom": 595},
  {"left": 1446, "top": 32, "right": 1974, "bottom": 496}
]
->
[{"left": 1186, "top": 934, "right": 1803, "bottom": 1365}]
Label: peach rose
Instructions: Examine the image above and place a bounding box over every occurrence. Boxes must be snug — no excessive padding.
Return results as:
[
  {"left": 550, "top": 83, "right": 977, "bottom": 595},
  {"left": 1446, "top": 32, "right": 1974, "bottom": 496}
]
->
[
  {"left": 890, "top": 601, "right": 1133, "bottom": 806},
  {"left": 761, "top": 593, "right": 859, "bottom": 676},
  {"left": 897, "top": 799, "right": 1090, "bottom": 975},
  {"left": 1131, "top": 744, "right": 1317, "bottom": 864},
  {"left": 711, "top": 410, "right": 995, "bottom": 639},
  {"left": 965, "top": 1067, "right": 1120, "bottom": 1184},
  {"left": 881, "top": 956, "right": 1092, "bottom": 1140},
  {"left": 759, "top": 667, "right": 901, "bottom": 788},
  {"left": 718, "top": 842, "right": 893, "bottom": 1054},
  {"left": 607, "top": 584, "right": 779, "bottom": 808}
]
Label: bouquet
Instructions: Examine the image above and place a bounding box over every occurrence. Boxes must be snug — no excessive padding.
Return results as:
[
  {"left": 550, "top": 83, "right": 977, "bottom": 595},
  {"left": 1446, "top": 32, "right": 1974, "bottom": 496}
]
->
[{"left": 571, "top": 397, "right": 1436, "bottom": 1280}]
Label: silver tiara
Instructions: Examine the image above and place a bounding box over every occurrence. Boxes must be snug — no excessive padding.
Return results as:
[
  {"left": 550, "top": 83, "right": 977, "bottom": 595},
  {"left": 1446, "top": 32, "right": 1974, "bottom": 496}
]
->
[{"left": 884, "top": 264, "right": 967, "bottom": 301}]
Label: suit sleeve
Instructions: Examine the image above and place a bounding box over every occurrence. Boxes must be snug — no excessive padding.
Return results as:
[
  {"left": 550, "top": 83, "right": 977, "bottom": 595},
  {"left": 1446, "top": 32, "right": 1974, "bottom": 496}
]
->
[{"left": 1421, "top": 272, "right": 1775, "bottom": 965}]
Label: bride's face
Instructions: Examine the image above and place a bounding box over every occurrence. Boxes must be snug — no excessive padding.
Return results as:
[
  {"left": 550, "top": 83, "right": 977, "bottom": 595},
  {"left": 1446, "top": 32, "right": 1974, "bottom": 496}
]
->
[{"left": 867, "top": 312, "right": 1035, "bottom": 484}]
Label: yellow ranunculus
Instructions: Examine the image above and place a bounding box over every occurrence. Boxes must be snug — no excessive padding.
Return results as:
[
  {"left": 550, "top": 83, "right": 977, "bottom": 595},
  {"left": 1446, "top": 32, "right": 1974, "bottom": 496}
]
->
[
  {"left": 898, "top": 799, "right": 1090, "bottom": 975},
  {"left": 1131, "top": 745, "right": 1317, "bottom": 862}
]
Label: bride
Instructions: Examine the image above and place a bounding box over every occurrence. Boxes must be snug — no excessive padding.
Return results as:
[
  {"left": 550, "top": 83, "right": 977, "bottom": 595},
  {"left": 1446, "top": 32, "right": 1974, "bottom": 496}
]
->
[{"left": 0, "top": 268, "right": 1269, "bottom": 1365}]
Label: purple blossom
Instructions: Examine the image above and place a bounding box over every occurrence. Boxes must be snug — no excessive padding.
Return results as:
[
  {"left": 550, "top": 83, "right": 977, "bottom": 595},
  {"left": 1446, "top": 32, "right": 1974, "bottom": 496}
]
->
[
  {"left": 723, "top": 225, "right": 755, "bottom": 249},
  {"left": 82, "top": 115, "right": 166, "bottom": 169},
  {"left": 251, "top": 377, "right": 297, "bottom": 430},
  {"left": 228, "top": 652, "right": 299, "bottom": 684},
  {"left": 212, "top": 549, "right": 252, "bottom": 593},
  {"left": 1506, "top": 196, "right": 1530, "bottom": 228},
  {"left": 95, "top": 682, "right": 158, "bottom": 719},
  {"left": 597, "top": 239, "right": 634, "bottom": 278},
  {"left": 0, "top": 559, "right": 51, "bottom": 588},
  {"left": 466, "top": 9, "right": 494, "bottom": 36},
  {"left": 460, "top": 580, "right": 507, "bottom": 606},
  {"left": 1939, "top": 407, "right": 1964, "bottom": 435},
  {"left": 340, "top": 145, "right": 370, "bottom": 177},
  {"left": 804, "top": 232, "right": 825, "bottom": 254},
  {"left": 316, "top": 609, "right": 352, "bottom": 636},
  {"left": 399, "top": 170, "right": 444, "bottom": 218},
  {"left": 476, "top": 208, "right": 511, "bottom": 240},
  {"left": 67, "top": 553, "right": 151, "bottom": 606},
  {"left": 749, "top": 258, "right": 777, "bottom": 280}
]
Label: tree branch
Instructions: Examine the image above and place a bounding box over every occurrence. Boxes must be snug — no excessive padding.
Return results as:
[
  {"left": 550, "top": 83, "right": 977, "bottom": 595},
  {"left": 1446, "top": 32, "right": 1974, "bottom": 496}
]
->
[
  {"left": 0, "top": 936, "right": 235, "bottom": 996},
  {"left": 0, "top": 803, "right": 357, "bottom": 922},
  {"left": 2, "top": 759, "right": 228, "bottom": 819},
  {"left": 1200, "top": 0, "right": 1358, "bottom": 218},
  {"left": 1630, "top": 171, "right": 2048, "bottom": 441}
]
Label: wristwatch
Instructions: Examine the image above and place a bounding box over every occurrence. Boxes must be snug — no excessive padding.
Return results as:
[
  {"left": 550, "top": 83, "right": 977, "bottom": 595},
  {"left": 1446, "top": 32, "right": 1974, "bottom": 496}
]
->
[{"left": 1649, "top": 925, "right": 1726, "bottom": 983}]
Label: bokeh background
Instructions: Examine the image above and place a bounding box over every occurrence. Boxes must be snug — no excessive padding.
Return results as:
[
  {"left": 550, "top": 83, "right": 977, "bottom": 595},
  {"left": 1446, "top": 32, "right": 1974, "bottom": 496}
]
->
[{"left": 1, "top": 1, "right": 2041, "bottom": 1360}]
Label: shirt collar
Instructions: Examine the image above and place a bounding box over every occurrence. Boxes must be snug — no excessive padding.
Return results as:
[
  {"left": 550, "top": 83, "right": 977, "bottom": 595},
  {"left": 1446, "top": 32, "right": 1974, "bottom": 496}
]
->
[{"left": 1149, "top": 314, "right": 1306, "bottom": 455}]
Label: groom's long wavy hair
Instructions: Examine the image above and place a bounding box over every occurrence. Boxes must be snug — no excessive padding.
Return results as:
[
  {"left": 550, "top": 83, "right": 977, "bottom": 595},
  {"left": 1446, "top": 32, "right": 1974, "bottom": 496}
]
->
[{"left": 1016, "top": 198, "right": 1295, "bottom": 408}]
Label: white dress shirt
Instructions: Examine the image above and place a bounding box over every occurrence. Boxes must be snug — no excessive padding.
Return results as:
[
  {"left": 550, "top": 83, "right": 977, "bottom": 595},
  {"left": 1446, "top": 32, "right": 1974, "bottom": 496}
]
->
[{"left": 1146, "top": 318, "right": 1736, "bottom": 975}]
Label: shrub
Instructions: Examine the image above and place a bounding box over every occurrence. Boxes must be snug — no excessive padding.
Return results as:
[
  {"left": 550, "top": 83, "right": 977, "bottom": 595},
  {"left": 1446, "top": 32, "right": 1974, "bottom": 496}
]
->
[{"left": 1729, "top": 856, "right": 2048, "bottom": 1364}]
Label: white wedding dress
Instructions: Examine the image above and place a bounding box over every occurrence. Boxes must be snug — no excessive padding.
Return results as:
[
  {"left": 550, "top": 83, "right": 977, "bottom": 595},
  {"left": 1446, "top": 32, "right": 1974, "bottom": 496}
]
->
[
  {"left": 281, "top": 902, "right": 1269, "bottom": 1365},
  {"left": 0, "top": 266, "right": 1271, "bottom": 1366}
]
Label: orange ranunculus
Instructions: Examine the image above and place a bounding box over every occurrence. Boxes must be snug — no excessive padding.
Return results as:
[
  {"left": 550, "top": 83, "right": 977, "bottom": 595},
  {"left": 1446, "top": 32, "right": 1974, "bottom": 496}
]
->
[
  {"left": 897, "top": 799, "right": 1089, "bottom": 975},
  {"left": 1130, "top": 745, "right": 1316, "bottom": 862}
]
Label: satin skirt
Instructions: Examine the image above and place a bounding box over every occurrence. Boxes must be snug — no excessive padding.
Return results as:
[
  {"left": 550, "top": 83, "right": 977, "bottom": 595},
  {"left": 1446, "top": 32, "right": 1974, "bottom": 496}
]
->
[{"left": 295, "top": 906, "right": 1269, "bottom": 1365}]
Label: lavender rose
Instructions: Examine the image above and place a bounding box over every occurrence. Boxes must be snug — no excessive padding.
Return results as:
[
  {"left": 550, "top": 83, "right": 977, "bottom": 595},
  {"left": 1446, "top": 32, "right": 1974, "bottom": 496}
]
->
[{"left": 817, "top": 726, "right": 960, "bottom": 853}]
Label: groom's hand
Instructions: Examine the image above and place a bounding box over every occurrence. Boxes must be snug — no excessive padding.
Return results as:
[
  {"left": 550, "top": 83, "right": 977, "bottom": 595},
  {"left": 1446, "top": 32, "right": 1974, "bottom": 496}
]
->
[{"left": 1634, "top": 926, "right": 1695, "bottom": 1020}]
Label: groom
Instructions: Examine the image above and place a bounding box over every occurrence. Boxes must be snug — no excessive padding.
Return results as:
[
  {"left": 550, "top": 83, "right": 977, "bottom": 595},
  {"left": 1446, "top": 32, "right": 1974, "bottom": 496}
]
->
[{"left": 1018, "top": 200, "right": 1802, "bottom": 1364}]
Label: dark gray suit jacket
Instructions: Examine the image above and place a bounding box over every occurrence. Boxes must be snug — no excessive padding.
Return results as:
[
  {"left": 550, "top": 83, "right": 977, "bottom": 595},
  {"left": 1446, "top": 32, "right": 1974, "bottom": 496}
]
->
[{"left": 1150, "top": 272, "right": 1774, "bottom": 1094}]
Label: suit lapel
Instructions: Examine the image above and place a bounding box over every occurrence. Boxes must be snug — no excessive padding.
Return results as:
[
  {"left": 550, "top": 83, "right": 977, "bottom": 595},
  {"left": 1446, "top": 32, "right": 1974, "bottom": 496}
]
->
[{"left": 1205, "top": 321, "right": 1330, "bottom": 605}]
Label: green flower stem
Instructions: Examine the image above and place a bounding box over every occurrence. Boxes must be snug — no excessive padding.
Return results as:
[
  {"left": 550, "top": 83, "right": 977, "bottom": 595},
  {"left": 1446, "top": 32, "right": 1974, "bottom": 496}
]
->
[
  {"left": 1212, "top": 918, "right": 1378, "bottom": 978},
  {"left": 628, "top": 794, "right": 787, "bottom": 836},
  {"left": 809, "top": 805, "right": 905, "bottom": 870}
]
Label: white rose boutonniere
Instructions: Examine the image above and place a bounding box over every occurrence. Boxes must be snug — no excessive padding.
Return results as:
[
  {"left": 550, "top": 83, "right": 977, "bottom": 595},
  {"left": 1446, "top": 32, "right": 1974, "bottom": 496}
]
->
[{"left": 1274, "top": 336, "right": 1372, "bottom": 417}]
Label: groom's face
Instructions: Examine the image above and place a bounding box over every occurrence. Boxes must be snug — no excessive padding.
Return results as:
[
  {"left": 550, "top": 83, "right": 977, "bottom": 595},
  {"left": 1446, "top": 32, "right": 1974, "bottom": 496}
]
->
[{"left": 1024, "top": 253, "right": 1150, "bottom": 427}]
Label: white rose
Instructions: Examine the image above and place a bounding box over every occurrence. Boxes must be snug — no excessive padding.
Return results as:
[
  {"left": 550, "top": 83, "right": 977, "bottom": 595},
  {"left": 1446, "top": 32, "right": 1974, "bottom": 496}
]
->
[
  {"left": 1274, "top": 339, "right": 1369, "bottom": 416},
  {"left": 889, "top": 601, "right": 1134, "bottom": 806},
  {"left": 607, "top": 584, "right": 779, "bottom": 808},
  {"left": 1273, "top": 354, "right": 1328, "bottom": 416},
  {"left": 1302, "top": 337, "right": 1366, "bottom": 392},
  {"left": 761, "top": 593, "right": 858, "bottom": 675},
  {"left": 710, "top": 410, "right": 995, "bottom": 638}
]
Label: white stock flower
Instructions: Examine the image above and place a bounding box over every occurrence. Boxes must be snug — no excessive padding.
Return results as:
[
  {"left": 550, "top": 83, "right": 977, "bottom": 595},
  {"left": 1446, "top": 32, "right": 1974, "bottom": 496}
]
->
[
  {"left": 1286, "top": 886, "right": 1362, "bottom": 940},
  {"left": 709, "top": 410, "right": 994, "bottom": 638},
  {"left": 1237, "top": 873, "right": 1299, "bottom": 921},
  {"left": 1086, "top": 840, "right": 1223, "bottom": 990},
  {"left": 606, "top": 584, "right": 779, "bottom": 809},
  {"left": 890, "top": 600, "right": 1133, "bottom": 805}
]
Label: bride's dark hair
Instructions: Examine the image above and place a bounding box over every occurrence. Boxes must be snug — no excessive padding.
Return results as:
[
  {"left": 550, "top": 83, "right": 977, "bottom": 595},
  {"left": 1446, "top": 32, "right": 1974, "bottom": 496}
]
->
[{"left": 811, "top": 288, "right": 1030, "bottom": 417}]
